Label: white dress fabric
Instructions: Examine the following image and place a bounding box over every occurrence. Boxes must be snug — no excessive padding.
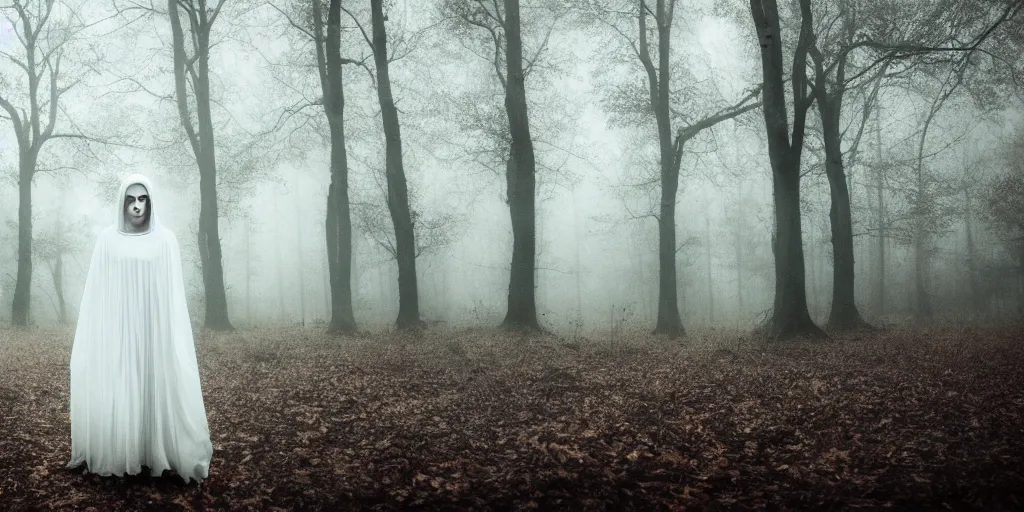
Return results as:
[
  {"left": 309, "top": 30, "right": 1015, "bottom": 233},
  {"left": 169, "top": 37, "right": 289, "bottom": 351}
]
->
[{"left": 67, "top": 174, "right": 213, "bottom": 483}]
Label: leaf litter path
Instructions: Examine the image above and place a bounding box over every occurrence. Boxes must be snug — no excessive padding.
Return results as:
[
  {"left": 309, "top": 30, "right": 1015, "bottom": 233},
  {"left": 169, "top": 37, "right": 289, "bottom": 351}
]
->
[{"left": 1, "top": 326, "right": 1023, "bottom": 511}]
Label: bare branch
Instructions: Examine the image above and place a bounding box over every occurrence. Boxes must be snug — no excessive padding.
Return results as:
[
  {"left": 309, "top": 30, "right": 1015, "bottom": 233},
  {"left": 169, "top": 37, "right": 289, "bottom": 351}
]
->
[
  {"left": 267, "top": 1, "right": 314, "bottom": 40},
  {"left": 339, "top": 4, "right": 373, "bottom": 50},
  {"left": 458, "top": 11, "right": 506, "bottom": 89},
  {"left": 523, "top": 16, "right": 557, "bottom": 77},
  {"left": 167, "top": 0, "right": 201, "bottom": 159}
]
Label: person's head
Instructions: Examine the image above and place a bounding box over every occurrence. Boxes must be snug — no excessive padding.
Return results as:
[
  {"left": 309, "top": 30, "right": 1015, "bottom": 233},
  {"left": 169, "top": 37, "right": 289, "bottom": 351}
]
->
[
  {"left": 116, "top": 174, "right": 157, "bottom": 235},
  {"left": 123, "top": 183, "right": 151, "bottom": 233}
]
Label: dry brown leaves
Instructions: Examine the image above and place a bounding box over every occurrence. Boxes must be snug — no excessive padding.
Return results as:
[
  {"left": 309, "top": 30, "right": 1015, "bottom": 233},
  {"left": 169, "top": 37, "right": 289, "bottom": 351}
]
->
[{"left": 1, "top": 324, "right": 1023, "bottom": 511}]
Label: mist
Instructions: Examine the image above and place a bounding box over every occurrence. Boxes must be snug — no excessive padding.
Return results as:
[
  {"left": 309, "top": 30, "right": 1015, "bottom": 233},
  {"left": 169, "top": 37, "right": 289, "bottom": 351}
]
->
[{"left": 2, "top": 0, "right": 1020, "bottom": 338}]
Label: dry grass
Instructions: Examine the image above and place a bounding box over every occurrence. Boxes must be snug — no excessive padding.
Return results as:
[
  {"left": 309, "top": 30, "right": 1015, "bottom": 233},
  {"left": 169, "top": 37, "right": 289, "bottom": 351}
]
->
[{"left": 1, "top": 324, "right": 1022, "bottom": 511}]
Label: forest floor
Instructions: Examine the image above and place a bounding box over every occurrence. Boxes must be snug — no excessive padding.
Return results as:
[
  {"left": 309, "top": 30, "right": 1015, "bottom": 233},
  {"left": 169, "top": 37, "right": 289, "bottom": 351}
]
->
[{"left": 1, "top": 324, "right": 1023, "bottom": 511}]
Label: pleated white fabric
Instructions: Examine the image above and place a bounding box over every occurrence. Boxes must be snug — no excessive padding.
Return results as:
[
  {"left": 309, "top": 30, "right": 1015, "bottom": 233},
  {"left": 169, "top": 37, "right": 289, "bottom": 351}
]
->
[{"left": 67, "top": 174, "right": 212, "bottom": 483}]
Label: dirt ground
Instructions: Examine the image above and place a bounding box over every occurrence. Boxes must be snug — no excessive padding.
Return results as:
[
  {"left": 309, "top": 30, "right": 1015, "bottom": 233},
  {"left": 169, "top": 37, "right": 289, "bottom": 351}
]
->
[{"left": 1, "top": 324, "right": 1022, "bottom": 511}]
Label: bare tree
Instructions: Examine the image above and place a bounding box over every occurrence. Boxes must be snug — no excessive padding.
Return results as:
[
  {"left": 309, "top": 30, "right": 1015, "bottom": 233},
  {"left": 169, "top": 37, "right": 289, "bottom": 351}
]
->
[
  {"left": 367, "top": 0, "right": 422, "bottom": 329},
  {"left": 803, "top": 0, "right": 889, "bottom": 331},
  {"left": 160, "top": 0, "right": 235, "bottom": 330},
  {"left": 317, "top": 0, "right": 358, "bottom": 333},
  {"left": 264, "top": 0, "right": 367, "bottom": 332},
  {"left": 747, "top": 0, "right": 825, "bottom": 339},
  {"left": 498, "top": 0, "right": 541, "bottom": 330},
  {"left": 0, "top": 0, "right": 112, "bottom": 326},
  {"left": 439, "top": 0, "right": 568, "bottom": 331},
  {"left": 592, "top": 0, "right": 761, "bottom": 337}
]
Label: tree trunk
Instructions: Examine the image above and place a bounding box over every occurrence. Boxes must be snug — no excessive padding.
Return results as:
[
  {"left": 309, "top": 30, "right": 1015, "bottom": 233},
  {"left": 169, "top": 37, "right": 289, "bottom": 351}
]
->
[
  {"left": 197, "top": 170, "right": 232, "bottom": 330},
  {"left": 500, "top": 0, "right": 541, "bottom": 331},
  {"left": 964, "top": 186, "right": 981, "bottom": 318},
  {"left": 53, "top": 253, "right": 67, "bottom": 324},
  {"left": 634, "top": 0, "right": 762, "bottom": 336},
  {"left": 12, "top": 158, "right": 34, "bottom": 326},
  {"left": 1018, "top": 248, "right": 1024, "bottom": 318},
  {"left": 275, "top": 194, "right": 286, "bottom": 322},
  {"left": 875, "top": 103, "right": 886, "bottom": 322},
  {"left": 819, "top": 98, "right": 870, "bottom": 330},
  {"left": 52, "top": 218, "right": 67, "bottom": 325},
  {"left": 573, "top": 188, "right": 583, "bottom": 324},
  {"left": 319, "top": 0, "right": 357, "bottom": 334},
  {"left": 654, "top": 176, "right": 682, "bottom": 335},
  {"left": 770, "top": 164, "right": 822, "bottom": 337},
  {"left": 913, "top": 122, "right": 933, "bottom": 319},
  {"left": 293, "top": 183, "right": 307, "bottom": 325},
  {"left": 804, "top": 21, "right": 872, "bottom": 331},
  {"left": 370, "top": 0, "right": 422, "bottom": 330},
  {"left": 807, "top": 216, "right": 816, "bottom": 320},
  {"left": 168, "top": 0, "right": 232, "bottom": 331},
  {"left": 705, "top": 216, "right": 714, "bottom": 326},
  {"left": 245, "top": 218, "right": 252, "bottom": 325},
  {"left": 535, "top": 203, "right": 544, "bottom": 315},
  {"left": 734, "top": 216, "right": 743, "bottom": 318},
  {"left": 749, "top": 0, "right": 825, "bottom": 339},
  {"left": 637, "top": 0, "right": 684, "bottom": 338}
]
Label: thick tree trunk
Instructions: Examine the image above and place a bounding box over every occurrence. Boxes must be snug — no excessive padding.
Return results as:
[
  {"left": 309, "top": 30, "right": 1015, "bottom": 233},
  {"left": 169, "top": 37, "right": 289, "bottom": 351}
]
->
[
  {"left": 325, "top": 129, "right": 357, "bottom": 332},
  {"left": 197, "top": 169, "right": 232, "bottom": 330},
  {"left": 12, "top": 159, "right": 34, "bottom": 326},
  {"left": 769, "top": 163, "right": 821, "bottom": 337},
  {"left": 501, "top": 0, "right": 541, "bottom": 331},
  {"left": 370, "top": 0, "right": 422, "bottom": 330},
  {"left": 805, "top": 21, "right": 872, "bottom": 331},
  {"left": 320, "top": 0, "right": 357, "bottom": 334},
  {"left": 820, "top": 99, "right": 870, "bottom": 330},
  {"left": 749, "top": 0, "right": 825, "bottom": 339},
  {"left": 641, "top": 0, "right": 684, "bottom": 338},
  {"left": 654, "top": 172, "right": 683, "bottom": 336}
]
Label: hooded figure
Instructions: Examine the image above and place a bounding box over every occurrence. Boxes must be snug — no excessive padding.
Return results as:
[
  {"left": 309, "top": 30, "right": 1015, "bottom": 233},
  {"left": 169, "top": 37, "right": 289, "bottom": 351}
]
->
[{"left": 67, "top": 174, "right": 212, "bottom": 483}]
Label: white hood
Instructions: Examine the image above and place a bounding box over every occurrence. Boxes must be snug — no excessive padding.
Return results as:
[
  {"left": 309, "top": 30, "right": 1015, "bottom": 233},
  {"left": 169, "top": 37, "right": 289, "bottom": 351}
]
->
[{"left": 115, "top": 173, "right": 159, "bottom": 235}]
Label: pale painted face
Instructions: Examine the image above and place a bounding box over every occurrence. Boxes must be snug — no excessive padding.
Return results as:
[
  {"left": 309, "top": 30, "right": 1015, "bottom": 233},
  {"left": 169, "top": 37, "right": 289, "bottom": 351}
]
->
[{"left": 124, "top": 183, "right": 150, "bottom": 232}]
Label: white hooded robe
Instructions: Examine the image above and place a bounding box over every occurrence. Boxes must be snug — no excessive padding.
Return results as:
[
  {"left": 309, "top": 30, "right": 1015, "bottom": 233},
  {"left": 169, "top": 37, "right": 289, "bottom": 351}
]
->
[{"left": 67, "top": 173, "right": 213, "bottom": 483}]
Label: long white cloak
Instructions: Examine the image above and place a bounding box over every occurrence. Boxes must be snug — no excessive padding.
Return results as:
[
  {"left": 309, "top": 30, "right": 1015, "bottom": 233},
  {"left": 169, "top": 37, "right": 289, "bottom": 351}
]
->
[{"left": 67, "top": 174, "right": 212, "bottom": 483}]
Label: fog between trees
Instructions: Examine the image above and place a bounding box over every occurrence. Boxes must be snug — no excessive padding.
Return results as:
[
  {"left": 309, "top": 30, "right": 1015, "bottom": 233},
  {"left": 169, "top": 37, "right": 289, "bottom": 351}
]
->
[{"left": 1, "top": 0, "right": 1022, "bottom": 339}]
